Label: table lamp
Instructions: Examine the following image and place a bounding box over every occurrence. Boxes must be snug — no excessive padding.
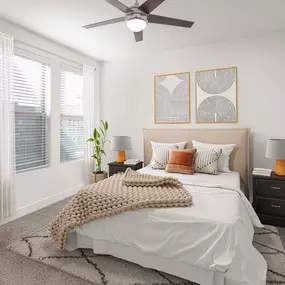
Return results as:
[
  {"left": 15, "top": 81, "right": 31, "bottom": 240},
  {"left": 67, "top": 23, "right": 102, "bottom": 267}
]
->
[
  {"left": 110, "top": 136, "right": 132, "bottom": 163},
  {"left": 266, "top": 138, "right": 285, "bottom": 176}
]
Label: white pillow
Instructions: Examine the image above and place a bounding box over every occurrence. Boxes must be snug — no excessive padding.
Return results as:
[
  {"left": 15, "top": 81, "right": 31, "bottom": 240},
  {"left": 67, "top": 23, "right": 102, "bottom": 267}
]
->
[
  {"left": 194, "top": 149, "right": 222, "bottom": 175},
  {"left": 149, "top": 141, "right": 188, "bottom": 169},
  {"left": 192, "top": 140, "right": 236, "bottom": 173}
]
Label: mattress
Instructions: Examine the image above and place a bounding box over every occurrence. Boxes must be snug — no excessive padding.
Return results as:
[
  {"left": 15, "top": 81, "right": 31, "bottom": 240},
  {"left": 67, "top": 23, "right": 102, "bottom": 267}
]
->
[{"left": 70, "top": 167, "right": 267, "bottom": 285}]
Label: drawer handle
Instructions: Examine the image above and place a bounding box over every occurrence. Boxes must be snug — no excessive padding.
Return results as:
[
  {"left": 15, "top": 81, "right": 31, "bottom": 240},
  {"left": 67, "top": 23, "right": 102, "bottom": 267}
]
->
[
  {"left": 271, "top": 186, "right": 281, "bottom": 190},
  {"left": 271, "top": 204, "right": 281, "bottom": 208}
]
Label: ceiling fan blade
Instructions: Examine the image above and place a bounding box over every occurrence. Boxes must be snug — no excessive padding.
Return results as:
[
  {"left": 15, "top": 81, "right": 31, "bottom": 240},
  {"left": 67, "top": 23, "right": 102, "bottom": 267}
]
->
[
  {"left": 82, "top": 17, "right": 125, "bottom": 29},
  {"left": 134, "top": 31, "right": 143, "bottom": 42},
  {"left": 139, "top": 0, "right": 165, "bottom": 14},
  {"left": 148, "top": 14, "right": 194, "bottom": 28},
  {"left": 105, "top": 0, "right": 131, "bottom": 13}
]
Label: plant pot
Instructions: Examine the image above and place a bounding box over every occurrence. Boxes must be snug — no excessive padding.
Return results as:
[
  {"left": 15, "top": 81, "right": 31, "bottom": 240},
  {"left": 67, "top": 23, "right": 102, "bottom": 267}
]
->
[{"left": 93, "top": 171, "right": 108, "bottom": 183}]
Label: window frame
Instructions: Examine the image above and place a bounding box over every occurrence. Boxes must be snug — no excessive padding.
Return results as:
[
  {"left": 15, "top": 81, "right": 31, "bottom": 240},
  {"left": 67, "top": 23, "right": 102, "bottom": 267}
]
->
[
  {"left": 13, "top": 49, "right": 51, "bottom": 173},
  {"left": 60, "top": 65, "right": 84, "bottom": 163}
]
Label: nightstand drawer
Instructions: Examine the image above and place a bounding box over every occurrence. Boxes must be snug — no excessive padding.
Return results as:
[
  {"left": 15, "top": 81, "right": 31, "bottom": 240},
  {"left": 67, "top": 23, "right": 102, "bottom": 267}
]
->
[
  {"left": 108, "top": 161, "right": 144, "bottom": 177},
  {"left": 256, "top": 197, "right": 285, "bottom": 217},
  {"left": 255, "top": 179, "right": 285, "bottom": 198},
  {"left": 109, "top": 166, "right": 127, "bottom": 176}
]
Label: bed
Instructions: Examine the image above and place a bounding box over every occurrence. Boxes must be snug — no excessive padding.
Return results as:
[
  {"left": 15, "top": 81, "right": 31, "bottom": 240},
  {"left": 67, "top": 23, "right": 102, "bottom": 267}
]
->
[{"left": 65, "top": 128, "right": 267, "bottom": 285}]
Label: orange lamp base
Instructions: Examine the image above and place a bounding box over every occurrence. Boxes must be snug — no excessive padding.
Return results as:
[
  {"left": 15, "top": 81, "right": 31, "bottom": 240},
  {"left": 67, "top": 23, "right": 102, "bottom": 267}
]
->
[
  {"left": 274, "top": 159, "right": 285, "bottom": 176},
  {"left": 116, "top": 151, "right": 126, "bottom": 163}
]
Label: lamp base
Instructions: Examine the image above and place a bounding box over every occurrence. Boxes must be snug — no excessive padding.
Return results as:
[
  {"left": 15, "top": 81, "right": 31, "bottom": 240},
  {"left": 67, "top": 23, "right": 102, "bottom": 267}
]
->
[
  {"left": 274, "top": 159, "right": 285, "bottom": 176},
  {"left": 116, "top": 151, "right": 126, "bottom": 163}
]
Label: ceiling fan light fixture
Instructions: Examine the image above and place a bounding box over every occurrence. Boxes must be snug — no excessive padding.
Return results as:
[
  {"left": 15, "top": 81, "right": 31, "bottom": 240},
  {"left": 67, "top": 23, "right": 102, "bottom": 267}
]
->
[
  {"left": 126, "top": 13, "right": 148, "bottom": 32},
  {"left": 82, "top": 0, "right": 194, "bottom": 43}
]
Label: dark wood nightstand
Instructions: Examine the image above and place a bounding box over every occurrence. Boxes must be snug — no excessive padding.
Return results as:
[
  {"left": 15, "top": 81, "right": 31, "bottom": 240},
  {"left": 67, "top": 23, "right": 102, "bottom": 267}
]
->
[
  {"left": 108, "top": 161, "right": 144, "bottom": 177},
  {"left": 253, "top": 173, "right": 285, "bottom": 227}
]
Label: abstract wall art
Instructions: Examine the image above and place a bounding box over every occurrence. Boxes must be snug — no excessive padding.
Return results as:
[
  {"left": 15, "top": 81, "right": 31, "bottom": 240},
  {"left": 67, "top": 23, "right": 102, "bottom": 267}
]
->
[
  {"left": 196, "top": 67, "right": 238, "bottom": 123},
  {"left": 154, "top": 72, "right": 190, "bottom": 124}
]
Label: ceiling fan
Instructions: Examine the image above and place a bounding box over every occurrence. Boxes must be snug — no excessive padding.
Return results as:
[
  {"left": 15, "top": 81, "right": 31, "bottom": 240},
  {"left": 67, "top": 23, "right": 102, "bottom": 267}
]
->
[{"left": 82, "top": 0, "right": 194, "bottom": 42}]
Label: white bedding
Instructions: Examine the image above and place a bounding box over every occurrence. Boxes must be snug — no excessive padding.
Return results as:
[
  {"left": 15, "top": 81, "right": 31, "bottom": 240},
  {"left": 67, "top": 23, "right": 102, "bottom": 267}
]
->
[{"left": 71, "top": 168, "right": 267, "bottom": 285}]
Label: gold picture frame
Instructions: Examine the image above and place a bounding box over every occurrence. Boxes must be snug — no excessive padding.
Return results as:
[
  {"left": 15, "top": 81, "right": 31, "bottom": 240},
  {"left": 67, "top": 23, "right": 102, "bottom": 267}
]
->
[
  {"left": 154, "top": 72, "right": 190, "bottom": 124},
  {"left": 195, "top": 66, "right": 238, "bottom": 124}
]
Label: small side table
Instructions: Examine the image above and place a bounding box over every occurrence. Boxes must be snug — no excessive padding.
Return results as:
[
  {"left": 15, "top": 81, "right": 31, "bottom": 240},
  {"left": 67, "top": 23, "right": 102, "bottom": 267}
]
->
[
  {"left": 108, "top": 161, "right": 144, "bottom": 177},
  {"left": 253, "top": 173, "right": 285, "bottom": 227}
]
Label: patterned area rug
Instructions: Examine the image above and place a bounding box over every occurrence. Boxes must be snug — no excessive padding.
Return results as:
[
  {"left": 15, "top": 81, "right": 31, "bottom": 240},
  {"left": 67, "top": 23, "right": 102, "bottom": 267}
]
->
[{"left": 7, "top": 225, "right": 285, "bottom": 285}]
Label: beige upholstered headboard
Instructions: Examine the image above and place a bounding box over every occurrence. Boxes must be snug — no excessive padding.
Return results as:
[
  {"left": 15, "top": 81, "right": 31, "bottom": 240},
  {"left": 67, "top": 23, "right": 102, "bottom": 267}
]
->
[{"left": 143, "top": 128, "right": 250, "bottom": 185}]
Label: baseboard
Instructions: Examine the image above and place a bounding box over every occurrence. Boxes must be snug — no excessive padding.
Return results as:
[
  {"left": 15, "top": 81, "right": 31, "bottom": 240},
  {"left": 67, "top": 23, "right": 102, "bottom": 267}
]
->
[
  {"left": 0, "top": 185, "right": 84, "bottom": 226},
  {"left": 16, "top": 184, "right": 84, "bottom": 218}
]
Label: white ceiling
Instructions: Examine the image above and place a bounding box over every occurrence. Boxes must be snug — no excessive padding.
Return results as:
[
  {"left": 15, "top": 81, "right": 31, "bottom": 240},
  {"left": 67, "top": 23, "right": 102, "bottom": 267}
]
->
[{"left": 1, "top": 0, "right": 285, "bottom": 61}]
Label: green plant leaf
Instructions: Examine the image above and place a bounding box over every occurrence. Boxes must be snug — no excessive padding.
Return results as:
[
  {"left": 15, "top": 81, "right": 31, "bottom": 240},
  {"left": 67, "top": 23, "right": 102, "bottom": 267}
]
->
[
  {"left": 101, "top": 120, "right": 107, "bottom": 131},
  {"left": 93, "top": 128, "right": 97, "bottom": 140},
  {"left": 99, "top": 127, "right": 104, "bottom": 137},
  {"left": 101, "top": 149, "right": 106, "bottom": 155},
  {"left": 86, "top": 138, "right": 94, "bottom": 142},
  {"left": 95, "top": 130, "right": 101, "bottom": 139},
  {"left": 105, "top": 121, "right": 108, "bottom": 130}
]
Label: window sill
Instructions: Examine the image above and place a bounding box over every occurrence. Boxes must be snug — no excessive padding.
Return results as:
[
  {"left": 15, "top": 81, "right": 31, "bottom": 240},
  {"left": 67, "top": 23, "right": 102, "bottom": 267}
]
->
[
  {"left": 60, "top": 158, "right": 84, "bottom": 165},
  {"left": 16, "top": 164, "right": 50, "bottom": 175}
]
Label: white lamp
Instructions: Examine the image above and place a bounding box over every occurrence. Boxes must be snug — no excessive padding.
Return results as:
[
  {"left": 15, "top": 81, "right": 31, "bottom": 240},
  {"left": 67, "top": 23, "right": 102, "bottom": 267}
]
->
[
  {"left": 266, "top": 138, "right": 285, "bottom": 176},
  {"left": 110, "top": 136, "right": 132, "bottom": 163}
]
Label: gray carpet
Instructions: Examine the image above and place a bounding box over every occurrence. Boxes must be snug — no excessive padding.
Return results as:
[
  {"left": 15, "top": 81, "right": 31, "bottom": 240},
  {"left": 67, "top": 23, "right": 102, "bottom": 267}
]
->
[{"left": 1, "top": 199, "right": 285, "bottom": 285}]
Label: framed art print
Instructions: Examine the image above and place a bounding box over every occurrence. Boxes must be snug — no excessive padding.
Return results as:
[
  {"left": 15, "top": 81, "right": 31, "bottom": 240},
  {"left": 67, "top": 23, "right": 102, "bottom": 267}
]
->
[
  {"left": 154, "top": 72, "right": 190, "bottom": 124},
  {"left": 196, "top": 67, "right": 238, "bottom": 123}
]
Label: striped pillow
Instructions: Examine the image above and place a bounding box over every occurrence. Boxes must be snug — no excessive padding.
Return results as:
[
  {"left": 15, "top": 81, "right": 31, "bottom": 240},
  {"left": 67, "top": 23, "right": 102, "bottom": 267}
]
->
[
  {"left": 194, "top": 149, "right": 222, "bottom": 175},
  {"left": 192, "top": 140, "right": 236, "bottom": 173},
  {"left": 166, "top": 148, "right": 197, "bottom": 175},
  {"left": 149, "top": 141, "right": 188, "bottom": 169}
]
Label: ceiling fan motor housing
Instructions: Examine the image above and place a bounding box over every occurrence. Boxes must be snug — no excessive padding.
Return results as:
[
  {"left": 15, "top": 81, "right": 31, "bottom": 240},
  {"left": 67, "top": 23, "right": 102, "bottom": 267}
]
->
[{"left": 125, "top": 9, "right": 148, "bottom": 25}]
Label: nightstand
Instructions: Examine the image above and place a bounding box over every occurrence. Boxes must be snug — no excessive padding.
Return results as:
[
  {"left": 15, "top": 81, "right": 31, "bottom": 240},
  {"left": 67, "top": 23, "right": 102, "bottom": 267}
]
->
[
  {"left": 253, "top": 173, "right": 285, "bottom": 227},
  {"left": 108, "top": 161, "right": 144, "bottom": 177}
]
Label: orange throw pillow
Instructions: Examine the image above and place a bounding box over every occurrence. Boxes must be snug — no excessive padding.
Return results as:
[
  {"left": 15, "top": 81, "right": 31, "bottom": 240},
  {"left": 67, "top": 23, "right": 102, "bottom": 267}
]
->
[{"left": 165, "top": 148, "right": 197, "bottom": 175}]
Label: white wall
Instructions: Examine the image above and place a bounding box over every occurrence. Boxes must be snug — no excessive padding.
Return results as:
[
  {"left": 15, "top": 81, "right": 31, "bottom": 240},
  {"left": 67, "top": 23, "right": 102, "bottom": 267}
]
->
[
  {"left": 0, "top": 19, "right": 99, "bottom": 220},
  {"left": 101, "top": 32, "right": 285, "bottom": 173}
]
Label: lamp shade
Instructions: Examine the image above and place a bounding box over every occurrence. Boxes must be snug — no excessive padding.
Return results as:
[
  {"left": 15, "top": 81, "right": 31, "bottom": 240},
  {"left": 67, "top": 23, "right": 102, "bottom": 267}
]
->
[
  {"left": 110, "top": 136, "right": 132, "bottom": 151},
  {"left": 266, "top": 138, "right": 285, "bottom": 159}
]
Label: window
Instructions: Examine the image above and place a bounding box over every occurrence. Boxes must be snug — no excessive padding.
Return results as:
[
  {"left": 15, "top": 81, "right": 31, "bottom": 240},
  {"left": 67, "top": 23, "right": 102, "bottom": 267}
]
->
[
  {"left": 12, "top": 54, "right": 50, "bottom": 172},
  {"left": 60, "top": 67, "right": 84, "bottom": 162}
]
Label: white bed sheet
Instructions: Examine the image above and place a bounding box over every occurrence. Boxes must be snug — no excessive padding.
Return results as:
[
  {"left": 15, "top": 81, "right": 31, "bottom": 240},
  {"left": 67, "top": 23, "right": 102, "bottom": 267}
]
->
[{"left": 71, "top": 168, "right": 267, "bottom": 285}]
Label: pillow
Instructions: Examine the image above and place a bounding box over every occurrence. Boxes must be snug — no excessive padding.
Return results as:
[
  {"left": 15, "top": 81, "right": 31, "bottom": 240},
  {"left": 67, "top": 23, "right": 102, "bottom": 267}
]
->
[
  {"left": 192, "top": 140, "right": 236, "bottom": 173},
  {"left": 194, "top": 149, "right": 222, "bottom": 175},
  {"left": 166, "top": 148, "right": 197, "bottom": 175},
  {"left": 149, "top": 141, "right": 188, "bottom": 169}
]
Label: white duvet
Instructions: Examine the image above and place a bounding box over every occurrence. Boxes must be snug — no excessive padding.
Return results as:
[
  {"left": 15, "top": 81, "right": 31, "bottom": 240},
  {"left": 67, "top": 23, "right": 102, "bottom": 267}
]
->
[{"left": 74, "top": 168, "right": 267, "bottom": 285}]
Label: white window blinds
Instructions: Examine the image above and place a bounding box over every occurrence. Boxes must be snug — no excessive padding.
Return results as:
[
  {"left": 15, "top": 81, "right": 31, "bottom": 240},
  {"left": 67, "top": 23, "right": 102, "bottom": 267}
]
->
[
  {"left": 12, "top": 54, "right": 50, "bottom": 172},
  {"left": 60, "top": 67, "right": 84, "bottom": 162}
]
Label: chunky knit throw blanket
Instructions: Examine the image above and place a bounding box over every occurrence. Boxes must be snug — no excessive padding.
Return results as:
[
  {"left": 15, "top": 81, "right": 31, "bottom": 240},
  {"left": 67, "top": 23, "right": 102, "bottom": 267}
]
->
[
  {"left": 48, "top": 168, "right": 192, "bottom": 250},
  {"left": 122, "top": 168, "right": 183, "bottom": 187}
]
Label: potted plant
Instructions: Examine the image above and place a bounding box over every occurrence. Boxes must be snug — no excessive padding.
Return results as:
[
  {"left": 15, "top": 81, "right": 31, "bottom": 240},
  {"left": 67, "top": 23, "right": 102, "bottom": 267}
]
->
[{"left": 87, "top": 120, "right": 110, "bottom": 183}]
